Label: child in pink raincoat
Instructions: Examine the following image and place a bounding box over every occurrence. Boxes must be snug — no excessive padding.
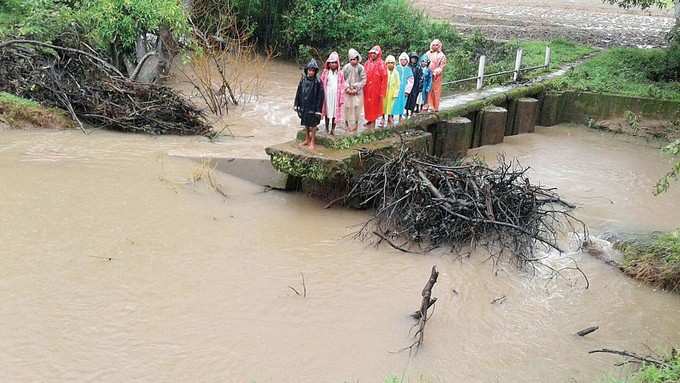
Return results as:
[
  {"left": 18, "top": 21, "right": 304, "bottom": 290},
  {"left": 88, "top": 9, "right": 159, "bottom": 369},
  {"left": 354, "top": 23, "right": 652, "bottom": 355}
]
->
[
  {"left": 426, "top": 39, "right": 447, "bottom": 112},
  {"left": 320, "top": 51, "right": 346, "bottom": 136}
]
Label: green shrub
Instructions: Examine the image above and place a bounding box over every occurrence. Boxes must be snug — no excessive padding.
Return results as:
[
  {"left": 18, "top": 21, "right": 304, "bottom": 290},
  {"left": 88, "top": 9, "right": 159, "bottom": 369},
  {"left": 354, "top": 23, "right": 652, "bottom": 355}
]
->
[
  {"left": 281, "top": 0, "right": 460, "bottom": 61},
  {"left": 0, "top": 0, "right": 76, "bottom": 40},
  {"left": 550, "top": 48, "right": 680, "bottom": 101},
  {"left": 606, "top": 353, "right": 680, "bottom": 383},
  {"left": 79, "top": 0, "right": 190, "bottom": 54}
]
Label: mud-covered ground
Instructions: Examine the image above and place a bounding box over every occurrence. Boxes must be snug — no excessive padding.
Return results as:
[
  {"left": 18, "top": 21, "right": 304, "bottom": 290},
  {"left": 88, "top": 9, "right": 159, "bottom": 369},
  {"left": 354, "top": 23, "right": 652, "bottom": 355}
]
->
[{"left": 412, "top": 0, "right": 675, "bottom": 47}]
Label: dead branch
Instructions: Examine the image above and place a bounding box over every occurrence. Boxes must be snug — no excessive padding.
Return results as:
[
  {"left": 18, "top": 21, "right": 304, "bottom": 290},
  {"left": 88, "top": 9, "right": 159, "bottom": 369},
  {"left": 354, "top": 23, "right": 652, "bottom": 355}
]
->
[
  {"left": 0, "top": 39, "right": 209, "bottom": 136},
  {"left": 403, "top": 266, "right": 439, "bottom": 354},
  {"left": 345, "top": 144, "right": 589, "bottom": 272},
  {"left": 576, "top": 326, "right": 599, "bottom": 337},
  {"left": 589, "top": 348, "right": 670, "bottom": 368}
]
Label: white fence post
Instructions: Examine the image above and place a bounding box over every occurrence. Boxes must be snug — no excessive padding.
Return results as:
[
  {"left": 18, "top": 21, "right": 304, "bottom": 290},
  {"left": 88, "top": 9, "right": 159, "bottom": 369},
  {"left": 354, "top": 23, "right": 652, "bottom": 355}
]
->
[
  {"left": 476, "top": 55, "right": 486, "bottom": 90},
  {"left": 544, "top": 47, "right": 552, "bottom": 68},
  {"left": 513, "top": 48, "right": 523, "bottom": 82}
]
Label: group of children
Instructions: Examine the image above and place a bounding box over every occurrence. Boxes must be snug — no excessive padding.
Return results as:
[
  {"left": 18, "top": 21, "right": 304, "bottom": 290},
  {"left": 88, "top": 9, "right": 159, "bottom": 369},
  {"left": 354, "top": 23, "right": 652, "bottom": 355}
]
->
[{"left": 294, "top": 39, "right": 447, "bottom": 150}]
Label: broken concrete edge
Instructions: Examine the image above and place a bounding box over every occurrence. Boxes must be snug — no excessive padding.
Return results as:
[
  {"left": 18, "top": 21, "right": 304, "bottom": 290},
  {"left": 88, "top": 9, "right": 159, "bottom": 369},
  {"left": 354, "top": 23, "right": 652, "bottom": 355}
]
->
[
  {"left": 0, "top": 92, "right": 74, "bottom": 130},
  {"left": 265, "top": 130, "right": 433, "bottom": 184}
]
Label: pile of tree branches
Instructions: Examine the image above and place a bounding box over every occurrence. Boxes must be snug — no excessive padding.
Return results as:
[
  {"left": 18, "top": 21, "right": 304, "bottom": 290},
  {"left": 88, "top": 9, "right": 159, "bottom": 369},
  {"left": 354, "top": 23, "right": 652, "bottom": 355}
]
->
[
  {"left": 0, "top": 39, "right": 210, "bottom": 136},
  {"left": 346, "top": 144, "right": 586, "bottom": 266}
]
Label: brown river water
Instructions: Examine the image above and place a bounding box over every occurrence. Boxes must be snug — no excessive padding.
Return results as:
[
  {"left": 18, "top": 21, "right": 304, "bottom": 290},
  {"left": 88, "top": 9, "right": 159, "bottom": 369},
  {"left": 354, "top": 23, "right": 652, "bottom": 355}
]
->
[{"left": 2, "top": 62, "right": 680, "bottom": 382}]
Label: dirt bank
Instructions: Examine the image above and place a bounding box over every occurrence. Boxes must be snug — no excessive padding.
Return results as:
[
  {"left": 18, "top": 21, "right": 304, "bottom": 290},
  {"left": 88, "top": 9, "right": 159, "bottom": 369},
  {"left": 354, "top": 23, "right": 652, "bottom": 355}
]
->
[{"left": 412, "top": 0, "right": 675, "bottom": 47}]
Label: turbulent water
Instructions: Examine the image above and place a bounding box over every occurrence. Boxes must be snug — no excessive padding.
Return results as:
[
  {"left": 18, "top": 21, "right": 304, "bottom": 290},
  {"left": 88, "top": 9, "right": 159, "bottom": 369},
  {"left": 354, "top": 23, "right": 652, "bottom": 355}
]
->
[{"left": 2, "top": 74, "right": 680, "bottom": 383}]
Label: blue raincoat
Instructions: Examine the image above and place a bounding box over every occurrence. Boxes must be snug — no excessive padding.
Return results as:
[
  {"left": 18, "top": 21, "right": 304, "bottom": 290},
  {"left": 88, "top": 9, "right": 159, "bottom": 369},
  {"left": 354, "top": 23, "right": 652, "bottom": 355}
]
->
[
  {"left": 419, "top": 54, "right": 433, "bottom": 106},
  {"left": 392, "top": 55, "right": 413, "bottom": 116}
]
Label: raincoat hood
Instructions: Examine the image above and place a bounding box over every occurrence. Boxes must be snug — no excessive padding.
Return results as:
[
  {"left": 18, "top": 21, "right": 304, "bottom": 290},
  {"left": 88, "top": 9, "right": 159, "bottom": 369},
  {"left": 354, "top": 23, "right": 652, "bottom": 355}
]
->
[
  {"left": 304, "top": 59, "right": 319, "bottom": 74},
  {"left": 368, "top": 45, "right": 383, "bottom": 60},
  {"left": 385, "top": 55, "right": 396, "bottom": 64},
  {"left": 409, "top": 52, "right": 419, "bottom": 61},
  {"left": 419, "top": 53, "right": 431, "bottom": 64},
  {"left": 398, "top": 52, "right": 409, "bottom": 65},
  {"left": 430, "top": 39, "right": 443, "bottom": 52},
  {"left": 324, "top": 51, "right": 341, "bottom": 69},
  {"left": 348, "top": 48, "right": 362, "bottom": 62}
]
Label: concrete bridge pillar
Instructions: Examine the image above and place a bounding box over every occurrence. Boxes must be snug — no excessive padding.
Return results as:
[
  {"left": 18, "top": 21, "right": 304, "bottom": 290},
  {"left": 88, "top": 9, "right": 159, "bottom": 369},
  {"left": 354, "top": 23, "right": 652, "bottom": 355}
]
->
[
  {"left": 432, "top": 117, "right": 473, "bottom": 158},
  {"left": 508, "top": 97, "right": 539, "bottom": 135},
  {"left": 474, "top": 106, "right": 507, "bottom": 147}
]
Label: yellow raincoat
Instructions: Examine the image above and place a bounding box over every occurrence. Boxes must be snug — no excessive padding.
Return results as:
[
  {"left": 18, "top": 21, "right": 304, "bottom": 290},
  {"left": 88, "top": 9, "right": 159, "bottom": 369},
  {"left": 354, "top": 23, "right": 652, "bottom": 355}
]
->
[{"left": 383, "top": 55, "right": 400, "bottom": 115}]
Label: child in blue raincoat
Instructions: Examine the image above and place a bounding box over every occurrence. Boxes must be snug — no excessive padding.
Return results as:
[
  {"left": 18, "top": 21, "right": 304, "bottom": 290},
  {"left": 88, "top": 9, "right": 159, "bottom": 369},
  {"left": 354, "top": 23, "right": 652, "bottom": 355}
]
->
[
  {"left": 418, "top": 54, "right": 433, "bottom": 112},
  {"left": 392, "top": 52, "right": 413, "bottom": 122}
]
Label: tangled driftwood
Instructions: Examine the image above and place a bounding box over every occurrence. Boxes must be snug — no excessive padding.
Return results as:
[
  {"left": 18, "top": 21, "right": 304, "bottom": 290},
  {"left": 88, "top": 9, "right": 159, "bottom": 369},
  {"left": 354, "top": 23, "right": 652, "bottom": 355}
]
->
[
  {"left": 346, "top": 144, "right": 587, "bottom": 267},
  {"left": 0, "top": 39, "right": 210, "bottom": 136}
]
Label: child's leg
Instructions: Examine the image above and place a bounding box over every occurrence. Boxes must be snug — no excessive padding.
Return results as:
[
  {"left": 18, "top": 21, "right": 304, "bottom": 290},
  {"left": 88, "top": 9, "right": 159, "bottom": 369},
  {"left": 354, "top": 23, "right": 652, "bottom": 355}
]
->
[
  {"left": 330, "top": 118, "right": 336, "bottom": 135},
  {"left": 324, "top": 117, "right": 330, "bottom": 133},
  {"left": 302, "top": 127, "right": 310, "bottom": 146},
  {"left": 309, "top": 127, "right": 317, "bottom": 151},
  {"left": 387, "top": 115, "right": 393, "bottom": 127}
]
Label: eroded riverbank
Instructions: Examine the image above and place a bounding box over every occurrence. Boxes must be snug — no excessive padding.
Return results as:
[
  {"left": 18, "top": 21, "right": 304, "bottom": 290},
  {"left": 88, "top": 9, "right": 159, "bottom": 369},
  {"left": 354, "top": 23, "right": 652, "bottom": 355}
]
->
[{"left": 1, "top": 124, "right": 679, "bottom": 382}]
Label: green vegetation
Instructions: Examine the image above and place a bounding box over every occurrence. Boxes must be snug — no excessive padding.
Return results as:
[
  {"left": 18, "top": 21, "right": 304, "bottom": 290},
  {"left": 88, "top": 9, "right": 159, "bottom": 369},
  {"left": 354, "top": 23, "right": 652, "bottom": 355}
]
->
[
  {"left": 446, "top": 38, "right": 594, "bottom": 88},
  {"left": 0, "top": 92, "right": 73, "bottom": 129},
  {"left": 605, "top": 353, "right": 680, "bottom": 383},
  {"left": 226, "top": 0, "right": 592, "bottom": 87},
  {"left": 271, "top": 152, "right": 331, "bottom": 182},
  {"left": 615, "top": 229, "right": 680, "bottom": 292},
  {"left": 656, "top": 138, "right": 680, "bottom": 194},
  {"left": 296, "top": 128, "right": 397, "bottom": 150},
  {"left": 0, "top": 0, "right": 190, "bottom": 76},
  {"left": 0, "top": 92, "right": 41, "bottom": 109},
  {"left": 551, "top": 48, "right": 680, "bottom": 101}
]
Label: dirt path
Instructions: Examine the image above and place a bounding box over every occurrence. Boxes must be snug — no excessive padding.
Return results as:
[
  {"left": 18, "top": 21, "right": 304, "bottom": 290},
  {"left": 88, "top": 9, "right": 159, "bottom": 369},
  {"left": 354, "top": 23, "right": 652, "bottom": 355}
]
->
[{"left": 412, "top": 0, "right": 674, "bottom": 47}]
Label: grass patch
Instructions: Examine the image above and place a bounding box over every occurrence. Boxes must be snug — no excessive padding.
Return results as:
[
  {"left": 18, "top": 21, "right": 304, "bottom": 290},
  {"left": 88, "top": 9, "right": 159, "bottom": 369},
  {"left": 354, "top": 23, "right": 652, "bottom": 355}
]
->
[
  {"left": 605, "top": 353, "right": 680, "bottom": 383},
  {"left": 0, "top": 92, "right": 41, "bottom": 109},
  {"left": 615, "top": 229, "right": 680, "bottom": 292},
  {"left": 444, "top": 37, "right": 595, "bottom": 90},
  {"left": 0, "top": 91, "right": 72, "bottom": 129},
  {"left": 551, "top": 48, "right": 680, "bottom": 101}
]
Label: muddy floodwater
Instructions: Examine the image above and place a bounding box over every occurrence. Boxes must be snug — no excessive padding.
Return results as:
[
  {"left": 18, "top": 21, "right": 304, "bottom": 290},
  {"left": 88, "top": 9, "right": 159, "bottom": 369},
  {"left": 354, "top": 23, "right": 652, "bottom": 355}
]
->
[{"left": 2, "top": 119, "right": 680, "bottom": 383}]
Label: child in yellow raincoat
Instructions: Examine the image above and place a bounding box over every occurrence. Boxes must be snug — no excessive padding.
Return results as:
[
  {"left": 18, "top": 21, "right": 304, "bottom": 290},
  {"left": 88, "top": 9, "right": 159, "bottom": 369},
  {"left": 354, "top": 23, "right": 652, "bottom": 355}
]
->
[{"left": 382, "top": 55, "right": 400, "bottom": 128}]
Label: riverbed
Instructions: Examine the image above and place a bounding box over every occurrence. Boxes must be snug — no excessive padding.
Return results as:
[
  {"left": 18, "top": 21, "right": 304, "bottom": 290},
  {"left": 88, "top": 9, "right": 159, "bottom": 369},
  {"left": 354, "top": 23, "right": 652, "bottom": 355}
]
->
[{"left": 1, "top": 120, "right": 680, "bottom": 382}]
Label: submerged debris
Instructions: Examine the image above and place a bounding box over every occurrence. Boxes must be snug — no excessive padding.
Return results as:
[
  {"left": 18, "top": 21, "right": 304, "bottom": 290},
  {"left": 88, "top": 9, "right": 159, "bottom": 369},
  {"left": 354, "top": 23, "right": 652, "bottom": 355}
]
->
[
  {"left": 0, "top": 39, "right": 210, "bottom": 136},
  {"left": 346, "top": 144, "right": 586, "bottom": 267}
]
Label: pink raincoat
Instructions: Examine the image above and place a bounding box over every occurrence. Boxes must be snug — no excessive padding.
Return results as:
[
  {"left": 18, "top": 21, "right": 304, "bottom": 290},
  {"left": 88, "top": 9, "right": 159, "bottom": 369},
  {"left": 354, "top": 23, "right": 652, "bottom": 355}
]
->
[
  {"left": 320, "top": 51, "right": 346, "bottom": 122},
  {"left": 426, "top": 39, "right": 447, "bottom": 112}
]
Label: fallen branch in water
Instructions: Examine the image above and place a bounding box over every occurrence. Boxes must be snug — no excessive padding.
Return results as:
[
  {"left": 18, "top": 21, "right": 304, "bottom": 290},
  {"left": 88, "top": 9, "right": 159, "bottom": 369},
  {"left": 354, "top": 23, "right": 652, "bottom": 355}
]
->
[
  {"left": 577, "top": 326, "right": 599, "bottom": 337},
  {"left": 288, "top": 272, "right": 307, "bottom": 298},
  {"left": 403, "top": 266, "right": 439, "bottom": 354},
  {"left": 589, "top": 348, "right": 670, "bottom": 368}
]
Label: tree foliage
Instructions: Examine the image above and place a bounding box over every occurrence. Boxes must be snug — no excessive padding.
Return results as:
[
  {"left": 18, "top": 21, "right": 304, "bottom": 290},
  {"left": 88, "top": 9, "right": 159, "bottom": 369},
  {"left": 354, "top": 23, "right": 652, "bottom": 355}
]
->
[{"left": 79, "top": 0, "right": 189, "bottom": 54}]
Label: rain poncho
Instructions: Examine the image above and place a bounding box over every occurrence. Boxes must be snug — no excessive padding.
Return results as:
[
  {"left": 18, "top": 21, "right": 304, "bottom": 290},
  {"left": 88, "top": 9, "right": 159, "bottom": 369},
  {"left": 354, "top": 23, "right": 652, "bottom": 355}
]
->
[
  {"left": 342, "top": 48, "right": 366, "bottom": 124},
  {"left": 419, "top": 54, "right": 432, "bottom": 107},
  {"left": 320, "top": 51, "right": 346, "bottom": 122},
  {"left": 426, "top": 39, "right": 447, "bottom": 111},
  {"left": 383, "top": 55, "right": 400, "bottom": 116},
  {"left": 392, "top": 52, "right": 414, "bottom": 116},
  {"left": 363, "top": 45, "right": 387, "bottom": 123},
  {"left": 405, "top": 52, "right": 422, "bottom": 112},
  {"left": 294, "top": 59, "right": 324, "bottom": 127}
]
